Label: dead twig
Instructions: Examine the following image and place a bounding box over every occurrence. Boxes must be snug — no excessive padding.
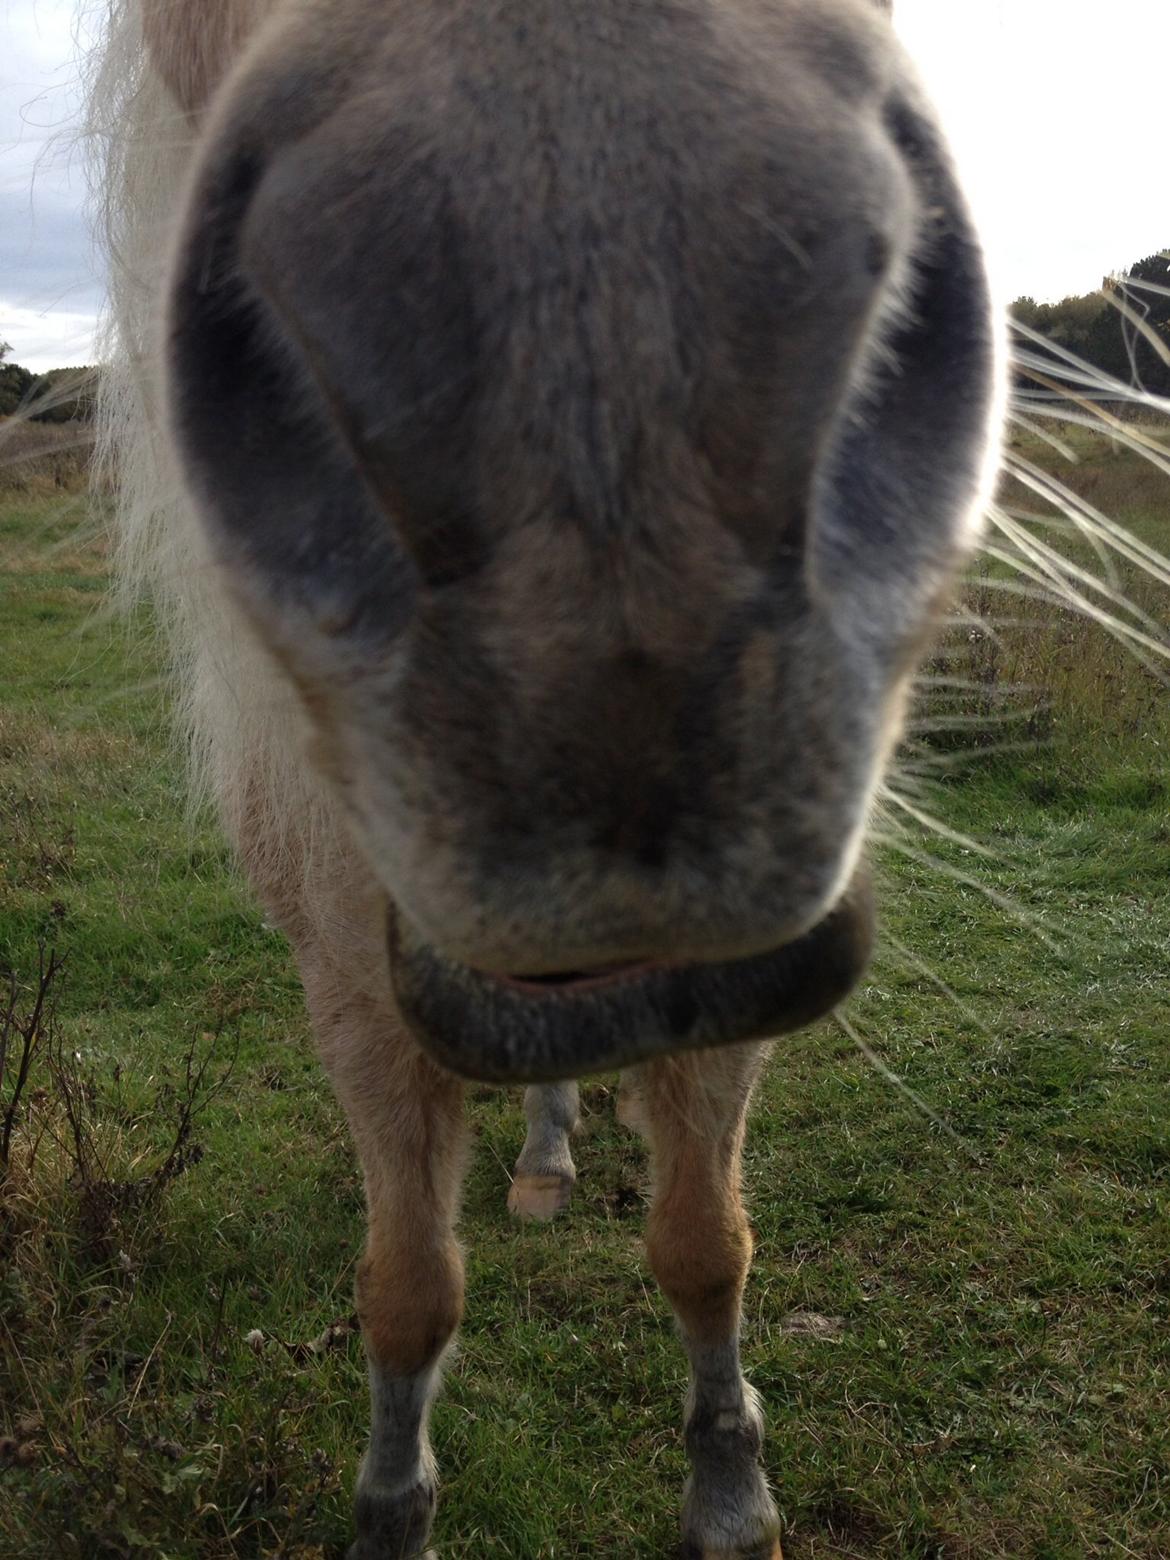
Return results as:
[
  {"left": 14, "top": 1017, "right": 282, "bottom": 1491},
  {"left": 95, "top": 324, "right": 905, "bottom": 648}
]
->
[{"left": 0, "top": 943, "right": 63, "bottom": 1176}]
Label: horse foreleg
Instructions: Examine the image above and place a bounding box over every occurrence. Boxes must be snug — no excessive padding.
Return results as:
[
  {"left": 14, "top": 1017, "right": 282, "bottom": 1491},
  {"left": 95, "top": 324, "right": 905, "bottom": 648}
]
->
[
  {"left": 303, "top": 972, "right": 466, "bottom": 1560},
  {"left": 641, "top": 1046, "right": 782, "bottom": 1560}
]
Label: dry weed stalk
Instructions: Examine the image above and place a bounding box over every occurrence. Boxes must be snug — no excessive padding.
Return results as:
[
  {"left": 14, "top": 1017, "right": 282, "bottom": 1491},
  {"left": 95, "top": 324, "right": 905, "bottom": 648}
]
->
[{"left": 0, "top": 944, "right": 63, "bottom": 1178}]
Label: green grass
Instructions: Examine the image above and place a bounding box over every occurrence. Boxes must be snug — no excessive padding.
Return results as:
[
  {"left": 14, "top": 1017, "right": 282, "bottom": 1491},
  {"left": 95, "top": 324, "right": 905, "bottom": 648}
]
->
[{"left": 2, "top": 438, "right": 1169, "bottom": 1559}]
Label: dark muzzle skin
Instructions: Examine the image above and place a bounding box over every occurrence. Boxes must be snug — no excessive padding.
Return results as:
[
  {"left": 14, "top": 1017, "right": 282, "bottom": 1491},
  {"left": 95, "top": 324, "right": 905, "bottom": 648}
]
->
[{"left": 388, "top": 869, "right": 874, "bottom": 1083}]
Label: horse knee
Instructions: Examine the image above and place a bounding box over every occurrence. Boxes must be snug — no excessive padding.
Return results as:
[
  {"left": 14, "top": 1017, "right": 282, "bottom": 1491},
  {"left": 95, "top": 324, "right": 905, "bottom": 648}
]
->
[
  {"left": 357, "top": 1236, "right": 464, "bottom": 1375},
  {"left": 646, "top": 1202, "right": 752, "bottom": 1344}
]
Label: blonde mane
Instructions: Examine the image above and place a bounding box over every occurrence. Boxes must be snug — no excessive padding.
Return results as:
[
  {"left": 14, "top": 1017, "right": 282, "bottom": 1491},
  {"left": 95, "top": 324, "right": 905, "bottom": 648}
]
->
[{"left": 85, "top": 0, "right": 345, "bottom": 926}]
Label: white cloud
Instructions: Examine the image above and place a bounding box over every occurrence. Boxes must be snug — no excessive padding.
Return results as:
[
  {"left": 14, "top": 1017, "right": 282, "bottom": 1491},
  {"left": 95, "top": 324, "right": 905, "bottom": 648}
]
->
[
  {"left": 1, "top": 299, "right": 97, "bottom": 371},
  {"left": 896, "top": 0, "right": 1169, "bottom": 302},
  {"left": 2, "top": 0, "right": 100, "bottom": 368}
]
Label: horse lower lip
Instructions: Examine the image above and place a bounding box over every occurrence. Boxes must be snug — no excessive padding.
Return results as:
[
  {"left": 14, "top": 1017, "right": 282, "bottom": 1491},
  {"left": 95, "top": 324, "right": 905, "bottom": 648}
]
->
[{"left": 387, "top": 872, "right": 875, "bottom": 1084}]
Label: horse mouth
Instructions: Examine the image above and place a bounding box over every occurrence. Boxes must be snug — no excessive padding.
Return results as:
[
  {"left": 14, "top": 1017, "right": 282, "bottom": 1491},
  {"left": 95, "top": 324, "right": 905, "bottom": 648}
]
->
[
  {"left": 494, "top": 961, "right": 663, "bottom": 994},
  {"left": 387, "top": 872, "right": 874, "bottom": 1084}
]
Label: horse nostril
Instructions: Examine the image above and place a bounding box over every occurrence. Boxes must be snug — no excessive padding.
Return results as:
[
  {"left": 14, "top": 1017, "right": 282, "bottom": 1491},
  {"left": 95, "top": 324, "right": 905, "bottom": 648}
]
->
[{"left": 234, "top": 131, "right": 487, "bottom": 589}]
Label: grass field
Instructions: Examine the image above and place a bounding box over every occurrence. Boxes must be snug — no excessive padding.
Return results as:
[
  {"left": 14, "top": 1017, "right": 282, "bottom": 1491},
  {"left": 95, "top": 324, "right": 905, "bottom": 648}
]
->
[{"left": 2, "top": 428, "right": 1169, "bottom": 1558}]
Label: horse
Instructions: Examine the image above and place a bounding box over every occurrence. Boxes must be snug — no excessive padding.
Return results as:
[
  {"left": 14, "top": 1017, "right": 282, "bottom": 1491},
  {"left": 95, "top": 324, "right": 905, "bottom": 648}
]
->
[{"left": 87, "top": 0, "right": 1003, "bottom": 1553}]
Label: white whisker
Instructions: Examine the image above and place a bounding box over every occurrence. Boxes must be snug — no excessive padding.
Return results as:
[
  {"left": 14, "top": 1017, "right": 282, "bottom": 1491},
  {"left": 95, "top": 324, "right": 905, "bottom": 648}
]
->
[
  {"left": 870, "top": 834, "right": 1065, "bottom": 957},
  {"left": 833, "top": 1011, "right": 983, "bottom": 1164},
  {"left": 874, "top": 932, "right": 994, "bottom": 1038},
  {"left": 875, "top": 786, "right": 999, "bottom": 860}
]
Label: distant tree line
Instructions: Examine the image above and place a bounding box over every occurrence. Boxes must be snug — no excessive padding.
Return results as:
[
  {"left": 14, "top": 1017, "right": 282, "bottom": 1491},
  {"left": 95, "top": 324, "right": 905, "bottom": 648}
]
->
[
  {"left": 0, "top": 341, "right": 96, "bottom": 422},
  {"left": 1012, "top": 252, "right": 1170, "bottom": 400}
]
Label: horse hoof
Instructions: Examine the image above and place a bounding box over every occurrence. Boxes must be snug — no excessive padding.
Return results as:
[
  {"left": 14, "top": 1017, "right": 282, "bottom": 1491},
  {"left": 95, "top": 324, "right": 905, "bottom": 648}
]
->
[{"left": 508, "top": 1172, "right": 573, "bottom": 1220}]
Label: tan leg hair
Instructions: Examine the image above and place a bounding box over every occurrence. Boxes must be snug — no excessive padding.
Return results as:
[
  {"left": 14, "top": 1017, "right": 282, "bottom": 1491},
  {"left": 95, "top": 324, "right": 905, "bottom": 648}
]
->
[
  {"left": 304, "top": 972, "right": 464, "bottom": 1560},
  {"left": 642, "top": 1047, "right": 762, "bottom": 1347},
  {"left": 308, "top": 982, "right": 467, "bottom": 1375},
  {"left": 616, "top": 1066, "right": 650, "bottom": 1137}
]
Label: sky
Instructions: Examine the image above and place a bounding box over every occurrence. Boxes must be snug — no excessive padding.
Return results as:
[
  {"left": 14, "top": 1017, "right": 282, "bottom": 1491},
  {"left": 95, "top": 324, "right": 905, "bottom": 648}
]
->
[{"left": 2, "top": 0, "right": 1168, "bottom": 372}]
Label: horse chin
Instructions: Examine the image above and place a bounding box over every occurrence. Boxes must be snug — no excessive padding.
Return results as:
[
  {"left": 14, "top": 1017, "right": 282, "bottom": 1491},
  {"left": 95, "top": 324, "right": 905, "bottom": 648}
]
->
[{"left": 386, "top": 870, "right": 875, "bottom": 1084}]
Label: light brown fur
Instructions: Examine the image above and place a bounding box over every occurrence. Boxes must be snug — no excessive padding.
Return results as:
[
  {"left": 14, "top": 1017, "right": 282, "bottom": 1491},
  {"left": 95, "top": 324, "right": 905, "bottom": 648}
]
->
[{"left": 643, "top": 1051, "right": 760, "bottom": 1349}]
